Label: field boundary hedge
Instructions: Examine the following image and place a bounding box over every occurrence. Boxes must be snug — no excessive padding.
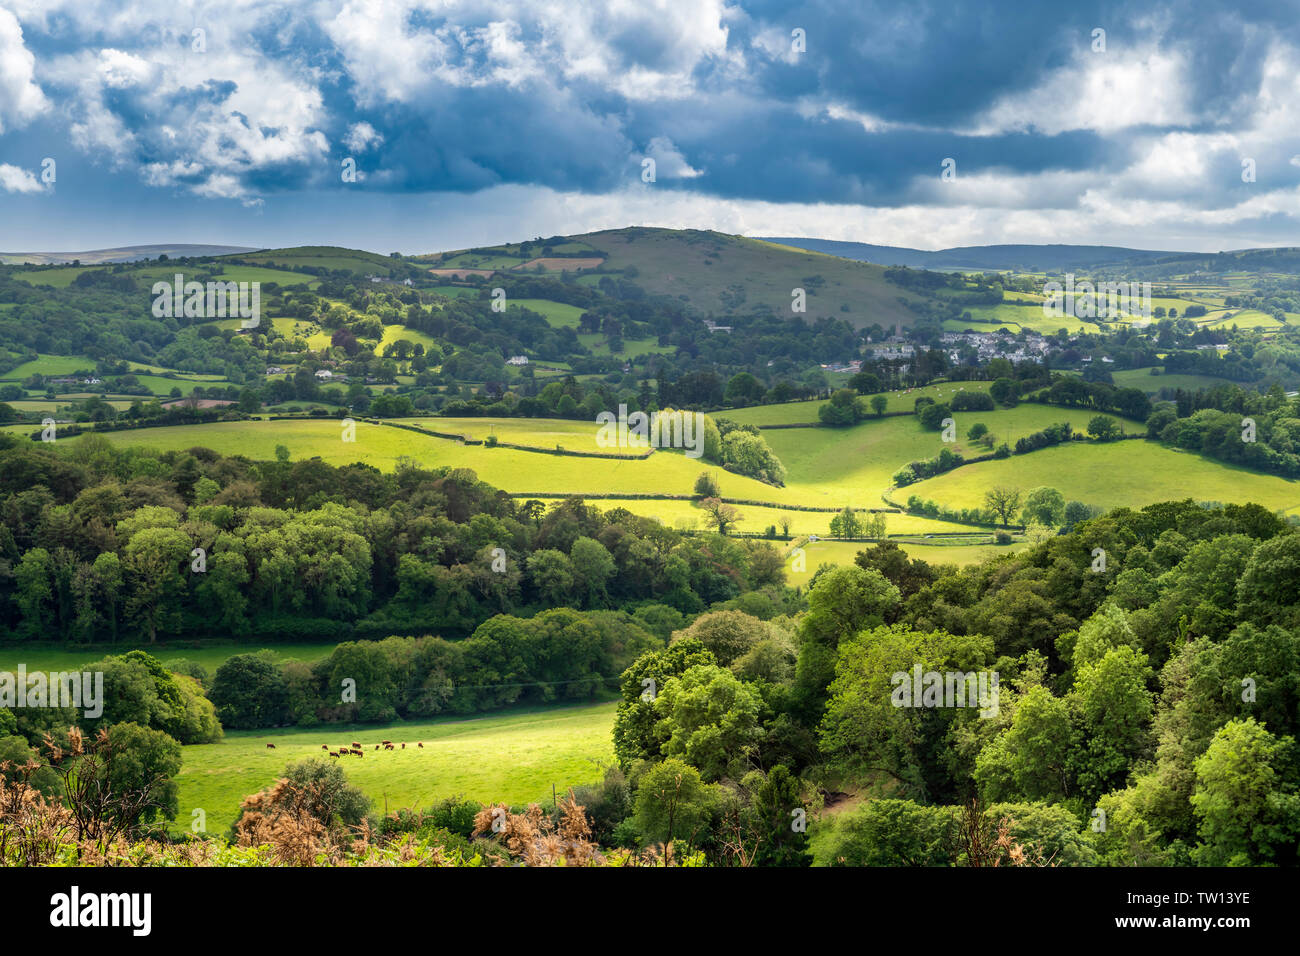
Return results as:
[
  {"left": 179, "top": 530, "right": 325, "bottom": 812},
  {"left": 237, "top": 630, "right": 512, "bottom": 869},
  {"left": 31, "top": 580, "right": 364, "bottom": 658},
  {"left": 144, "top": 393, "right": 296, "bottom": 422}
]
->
[
  {"left": 365, "top": 418, "right": 655, "bottom": 459},
  {"left": 505, "top": 491, "right": 903, "bottom": 514}
]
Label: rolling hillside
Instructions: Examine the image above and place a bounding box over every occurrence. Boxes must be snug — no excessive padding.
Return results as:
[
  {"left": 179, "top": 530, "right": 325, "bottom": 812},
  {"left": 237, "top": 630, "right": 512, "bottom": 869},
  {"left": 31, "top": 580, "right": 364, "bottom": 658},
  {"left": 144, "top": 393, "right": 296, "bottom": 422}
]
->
[{"left": 423, "top": 227, "right": 922, "bottom": 329}]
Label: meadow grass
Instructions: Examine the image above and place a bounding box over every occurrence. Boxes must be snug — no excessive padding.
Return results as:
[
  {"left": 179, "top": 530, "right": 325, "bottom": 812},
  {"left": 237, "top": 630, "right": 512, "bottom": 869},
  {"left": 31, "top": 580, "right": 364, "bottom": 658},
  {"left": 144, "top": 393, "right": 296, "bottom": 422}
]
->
[
  {"left": 783, "top": 539, "right": 1032, "bottom": 587},
  {"left": 566, "top": 497, "right": 989, "bottom": 536},
  {"left": 512, "top": 298, "right": 586, "bottom": 328},
  {"left": 761, "top": 404, "right": 1134, "bottom": 506},
  {"left": 723, "top": 382, "right": 993, "bottom": 427},
  {"left": 410, "top": 416, "right": 646, "bottom": 456},
  {"left": 1109, "top": 369, "right": 1236, "bottom": 393},
  {"left": 1, "top": 354, "right": 95, "bottom": 379},
  {"left": 0, "top": 642, "right": 334, "bottom": 675},
  {"left": 174, "top": 701, "right": 617, "bottom": 835},
  {"left": 906, "top": 440, "right": 1300, "bottom": 516}
]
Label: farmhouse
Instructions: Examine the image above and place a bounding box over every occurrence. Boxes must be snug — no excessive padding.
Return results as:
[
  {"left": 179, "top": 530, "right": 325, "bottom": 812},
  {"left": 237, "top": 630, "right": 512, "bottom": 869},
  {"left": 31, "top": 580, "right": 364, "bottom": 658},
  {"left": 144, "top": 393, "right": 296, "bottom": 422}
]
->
[{"left": 506, "top": 355, "right": 529, "bottom": 366}]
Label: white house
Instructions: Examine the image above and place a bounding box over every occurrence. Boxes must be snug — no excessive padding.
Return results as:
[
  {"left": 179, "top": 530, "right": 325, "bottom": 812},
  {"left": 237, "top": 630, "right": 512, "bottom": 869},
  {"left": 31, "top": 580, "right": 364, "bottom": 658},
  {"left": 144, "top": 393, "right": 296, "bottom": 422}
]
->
[
  {"left": 506, "top": 355, "right": 529, "bottom": 366},
  {"left": 314, "top": 369, "right": 334, "bottom": 380}
]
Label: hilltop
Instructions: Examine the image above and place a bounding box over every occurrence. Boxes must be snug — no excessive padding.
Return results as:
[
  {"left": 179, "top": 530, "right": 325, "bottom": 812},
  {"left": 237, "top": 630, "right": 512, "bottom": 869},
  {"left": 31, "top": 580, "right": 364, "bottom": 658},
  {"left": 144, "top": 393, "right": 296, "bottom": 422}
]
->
[
  {"left": 0, "top": 244, "right": 258, "bottom": 265},
  {"left": 420, "top": 227, "right": 921, "bottom": 329}
]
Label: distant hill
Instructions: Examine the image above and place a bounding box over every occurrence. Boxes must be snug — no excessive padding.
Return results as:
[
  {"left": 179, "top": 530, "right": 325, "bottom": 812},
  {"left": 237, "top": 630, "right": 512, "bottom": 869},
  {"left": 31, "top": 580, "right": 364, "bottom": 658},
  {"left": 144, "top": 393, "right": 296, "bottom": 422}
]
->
[
  {"left": 223, "top": 245, "right": 411, "bottom": 277},
  {"left": 0, "top": 244, "right": 258, "bottom": 265},
  {"left": 424, "top": 227, "right": 922, "bottom": 329},
  {"left": 758, "top": 237, "right": 1184, "bottom": 272}
]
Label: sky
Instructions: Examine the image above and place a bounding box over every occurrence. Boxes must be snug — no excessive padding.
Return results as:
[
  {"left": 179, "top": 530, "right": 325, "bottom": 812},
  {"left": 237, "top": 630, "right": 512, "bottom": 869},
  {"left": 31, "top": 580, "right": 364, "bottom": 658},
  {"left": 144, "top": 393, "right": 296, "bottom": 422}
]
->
[{"left": 2, "top": 0, "right": 1300, "bottom": 255}]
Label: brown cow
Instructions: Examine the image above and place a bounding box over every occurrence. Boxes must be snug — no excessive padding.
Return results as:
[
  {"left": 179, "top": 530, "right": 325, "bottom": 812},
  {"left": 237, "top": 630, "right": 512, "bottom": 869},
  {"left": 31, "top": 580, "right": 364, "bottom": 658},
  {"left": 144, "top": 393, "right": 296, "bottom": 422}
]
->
[
  {"left": 374, "top": 744, "right": 379, "bottom": 750},
  {"left": 351, "top": 742, "right": 361, "bottom": 749},
  {"left": 329, "top": 752, "right": 339, "bottom": 758},
  {"left": 266, "top": 743, "right": 276, "bottom": 748},
  {"left": 401, "top": 743, "right": 406, "bottom": 749},
  {"left": 321, "top": 745, "right": 329, "bottom": 750},
  {"left": 418, "top": 742, "right": 424, "bottom": 748},
  {"left": 381, "top": 740, "right": 392, "bottom": 746}
]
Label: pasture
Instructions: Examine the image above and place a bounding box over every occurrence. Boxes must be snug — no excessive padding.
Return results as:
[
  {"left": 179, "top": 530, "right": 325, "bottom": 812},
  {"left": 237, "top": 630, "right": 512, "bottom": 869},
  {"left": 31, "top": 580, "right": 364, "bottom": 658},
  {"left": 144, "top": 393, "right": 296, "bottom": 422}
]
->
[
  {"left": 173, "top": 701, "right": 617, "bottom": 835},
  {"left": 512, "top": 298, "right": 586, "bottom": 328},
  {"left": 1, "top": 354, "right": 95, "bottom": 379},
  {"left": 784, "top": 539, "right": 1032, "bottom": 587},
  {"left": 0, "top": 642, "right": 334, "bottom": 676},
  {"left": 723, "top": 382, "right": 994, "bottom": 427},
  {"left": 569, "top": 497, "right": 987, "bottom": 536},
  {"left": 905, "top": 440, "right": 1300, "bottom": 516}
]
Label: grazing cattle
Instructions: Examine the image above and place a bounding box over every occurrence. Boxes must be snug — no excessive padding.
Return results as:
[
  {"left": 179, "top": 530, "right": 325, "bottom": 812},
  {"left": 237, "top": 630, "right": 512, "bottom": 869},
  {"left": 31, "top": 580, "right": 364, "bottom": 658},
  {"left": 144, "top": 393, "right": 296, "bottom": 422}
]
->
[
  {"left": 381, "top": 740, "right": 392, "bottom": 746},
  {"left": 351, "top": 742, "right": 361, "bottom": 749},
  {"left": 329, "top": 752, "right": 338, "bottom": 758},
  {"left": 418, "top": 742, "right": 424, "bottom": 748},
  {"left": 266, "top": 743, "right": 276, "bottom": 748},
  {"left": 401, "top": 743, "right": 406, "bottom": 749},
  {"left": 321, "top": 745, "right": 329, "bottom": 750},
  {"left": 374, "top": 744, "right": 379, "bottom": 750}
]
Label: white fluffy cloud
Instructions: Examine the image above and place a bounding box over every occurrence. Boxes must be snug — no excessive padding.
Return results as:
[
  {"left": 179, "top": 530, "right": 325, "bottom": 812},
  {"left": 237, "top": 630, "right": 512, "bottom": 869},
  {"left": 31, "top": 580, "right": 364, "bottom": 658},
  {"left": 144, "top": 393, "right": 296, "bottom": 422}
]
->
[
  {"left": 0, "top": 7, "right": 47, "bottom": 133},
  {"left": 0, "top": 162, "right": 43, "bottom": 193}
]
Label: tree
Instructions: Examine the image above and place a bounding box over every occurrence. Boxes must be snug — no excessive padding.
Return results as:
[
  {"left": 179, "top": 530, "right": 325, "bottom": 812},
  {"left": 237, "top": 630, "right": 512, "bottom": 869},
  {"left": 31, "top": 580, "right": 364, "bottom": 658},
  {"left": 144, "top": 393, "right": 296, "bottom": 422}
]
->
[
  {"left": 569, "top": 536, "right": 615, "bottom": 608},
  {"left": 209, "top": 653, "right": 290, "bottom": 729},
  {"left": 653, "top": 664, "right": 765, "bottom": 781},
  {"left": 746, "top": 765, "right": 813, "bottom": 867},
  {"left": 830, "top": 506, "right": 862, "bottom": 539},
  {"left": 693, "top": 471, "right": 720, "bottom": 499},
  {"left": 1020, "top": 486, "right": 1066, "bottom": 528},
  {"left": 990, "top": 377, "right": 1020, "bottom": 405},
  {"left": 724, "top": 372, "right": 764, "bottom": 406},
  {"left": 43, "top": 723, "right": 182, "bottom": 848},
  {"left": 975, "top": 686, "right": 1073, "bottom": 803},
  {"left": 1087, "top": 415, "right": 1120, "bottom": 441},
  {"left": 670, "top": 610, "right": 773, "bottom": 667},
  {"left": 699, "top": 497, "right": 742, "bottom": 535},
  {"left": 613, "top": 640, "right": 717, "bottom": 768},
  {"left": 123, "top": 526, "right": 191, "bottom": 642},
  {"left": 1068, "top": 646, "right": 1154, "bottom": 805},
  {"left": 825, "top": 798, "right": 952, "bottom": 866},
  {"left": 632, "top": 758, "right": 716, "bottom": 858},
  {"left": 526, "top": 549, "right": 575, "bottom": 605},
  {"left": 1190, "top": 718, "right": 1300, "bottom": 866},
  {"left": 870, "top": 395, "right": 888, "bottom": 417},
  {"left": 967, "top": 422, "right": 988, "bottom": 442},
  {"left": 983, "top": 486, "right": 1022, "bottom": 526}
]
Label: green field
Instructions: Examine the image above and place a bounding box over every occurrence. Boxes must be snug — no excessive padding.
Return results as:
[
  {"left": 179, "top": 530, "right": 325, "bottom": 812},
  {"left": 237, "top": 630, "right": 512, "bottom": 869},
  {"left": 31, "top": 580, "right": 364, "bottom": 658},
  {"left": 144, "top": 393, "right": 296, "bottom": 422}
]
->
[
  {"left": 784, "top": 538, "right": 1032, "bottom": 586},
  {"left": 512, "top": 298, "right": 586, "bottom": 328},
  {"left": 723, "top": 382, "right": 994, "bottom": 427},
  {"left": 0, "top": 642, "right": 334, "bottom": 676},
  {"left": 761, "top": 404, "right": 1134, "bottom": 507},
  {"left": 906, "top": 440, "right": 1300, "bottom": 516},
  {"left": 1, "top": 354, "right": 95, "bottom": 379},
  {"left": 174, "top": 701, "right": 616, "bottom": 835},
  {"left": 63, "top": 401, "right": 1299, "bottom": 526},
  {"left": 231, "top": 246, "right": 401, "bottom": 277},
  {"left": 209, "top": 266, "right": 318, "bottom": 288},
  {"left": 1207, "top": 309, "right": 1285, "bottom": 330},
  {"left": 1109, "top": 369, "right": 1236, "bottom": 393},
  {"left": 571, "top": 497, "right": 985, "bottom": 536},
  {"left": 79, "top": 419, "right": 797, "bottom": 501},
  {"left": 411, "top": 416, "right": 648, "bottom": 456}
]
